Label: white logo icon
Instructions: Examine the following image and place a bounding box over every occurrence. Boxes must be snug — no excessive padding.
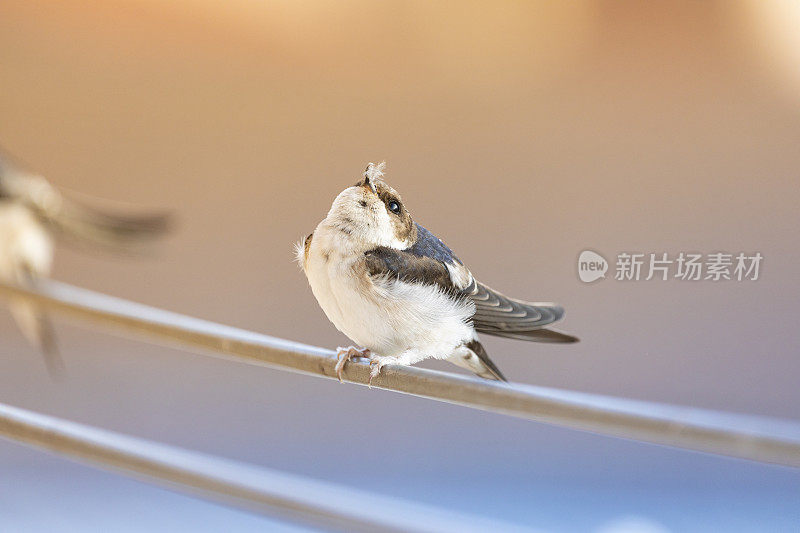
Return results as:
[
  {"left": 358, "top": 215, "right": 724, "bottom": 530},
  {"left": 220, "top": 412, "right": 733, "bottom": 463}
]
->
[{"left": 578, "top": 250, "right": 608, "bottom": 283}]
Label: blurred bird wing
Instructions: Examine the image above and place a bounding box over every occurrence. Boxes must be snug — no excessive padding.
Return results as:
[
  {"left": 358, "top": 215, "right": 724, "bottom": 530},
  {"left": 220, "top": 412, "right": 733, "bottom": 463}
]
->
[
  {"left": 1, "top": 155, "right": 170, "bottom": 251},
  {"left": 42, "top": 195, "right": 171, "bottom": 250}
]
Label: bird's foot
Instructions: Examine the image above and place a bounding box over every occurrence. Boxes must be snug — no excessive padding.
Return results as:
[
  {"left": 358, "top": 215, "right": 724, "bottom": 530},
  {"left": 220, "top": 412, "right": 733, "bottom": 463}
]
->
[
  {"left": 368, "top": 357, "right": 387, "bottom": 388},
  {"left": 335, "top": 346, "right": 370, "bottom": 383}
]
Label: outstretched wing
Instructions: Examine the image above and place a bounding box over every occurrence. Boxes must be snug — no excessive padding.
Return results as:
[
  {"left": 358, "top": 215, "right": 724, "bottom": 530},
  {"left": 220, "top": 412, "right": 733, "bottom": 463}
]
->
[{"left": 363, "top": 223, "right": 577, "bottom": 343}]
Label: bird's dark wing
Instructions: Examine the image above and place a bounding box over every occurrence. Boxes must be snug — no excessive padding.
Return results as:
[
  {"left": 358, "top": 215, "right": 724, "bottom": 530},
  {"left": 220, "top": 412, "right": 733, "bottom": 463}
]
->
[
  {"left": 463, "top": 279, "right": 578, "bottom": 342},
  {"left": 363, "top": 246, "right": 458, "bottom": 293},
  {"left": 364, "top": 223, "right": 578, "bottom": 343},
  {"left": 363, "top": 223, "right": 470, "bottom": 294},
  {"left": 407, "top": 223, "right": 463, "bottom": 265}
]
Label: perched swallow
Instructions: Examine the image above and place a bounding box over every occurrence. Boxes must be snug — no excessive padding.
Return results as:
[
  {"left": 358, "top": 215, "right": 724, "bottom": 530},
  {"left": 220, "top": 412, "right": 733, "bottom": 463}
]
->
[
  {"left": 0, "top": 150, "right": 170, "bottom": 375},
  {"left": 296, "top": 162, "right": 577, "bottom": 383}
]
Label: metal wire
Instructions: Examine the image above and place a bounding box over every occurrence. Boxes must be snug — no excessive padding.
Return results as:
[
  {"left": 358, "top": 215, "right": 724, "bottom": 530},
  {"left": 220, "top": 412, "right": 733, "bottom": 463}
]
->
[
  {"left": 0, "top": 402, "right": 534, "bottom": 533},
  {"left": 2, "top": 279, "right": 800, "bottom": 468}
]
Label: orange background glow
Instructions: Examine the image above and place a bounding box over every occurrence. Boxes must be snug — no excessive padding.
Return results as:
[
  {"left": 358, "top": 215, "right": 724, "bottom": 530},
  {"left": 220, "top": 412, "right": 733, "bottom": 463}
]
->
[{"left": 1, "top": 1, "right": 798, "bottom": 531}]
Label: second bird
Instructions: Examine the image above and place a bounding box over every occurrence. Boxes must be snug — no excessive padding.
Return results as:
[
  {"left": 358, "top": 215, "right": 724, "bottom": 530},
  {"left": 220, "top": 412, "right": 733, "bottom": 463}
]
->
[{"left": 0, "top": 150, "right": 170, "bottom": 375}]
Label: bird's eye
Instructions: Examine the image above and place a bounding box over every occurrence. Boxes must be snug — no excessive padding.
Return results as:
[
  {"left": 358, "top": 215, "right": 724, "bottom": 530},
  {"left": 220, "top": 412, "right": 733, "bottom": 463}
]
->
[{"left": 388, "top": 200, "right": 401, "bottom": 214}]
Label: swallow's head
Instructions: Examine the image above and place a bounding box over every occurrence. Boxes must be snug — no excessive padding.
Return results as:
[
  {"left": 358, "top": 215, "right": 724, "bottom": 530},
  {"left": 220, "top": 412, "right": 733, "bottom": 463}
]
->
[{"left": 325, "top": 162, "right": 417, "bottom": 249}]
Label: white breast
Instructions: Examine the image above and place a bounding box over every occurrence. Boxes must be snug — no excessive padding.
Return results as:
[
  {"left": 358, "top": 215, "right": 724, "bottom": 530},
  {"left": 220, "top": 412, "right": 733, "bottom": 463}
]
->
[{"left": 303, "top": 225, "right": 474, "bottom": 360}]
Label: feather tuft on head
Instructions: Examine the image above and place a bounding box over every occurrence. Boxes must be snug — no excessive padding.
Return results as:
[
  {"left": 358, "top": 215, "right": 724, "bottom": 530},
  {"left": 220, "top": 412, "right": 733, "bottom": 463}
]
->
[{"left": 364, "top": 161, "right": 386, "bottom": 182}]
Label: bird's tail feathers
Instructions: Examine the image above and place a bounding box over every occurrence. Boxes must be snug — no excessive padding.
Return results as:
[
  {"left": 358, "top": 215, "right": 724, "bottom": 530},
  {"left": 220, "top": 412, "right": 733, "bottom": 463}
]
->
[
  {"left": 9, "top": 299, "right": 64, "bottom": 378},
  {"left": 448, "top": 339, "right": 507, "bottom": 381}
]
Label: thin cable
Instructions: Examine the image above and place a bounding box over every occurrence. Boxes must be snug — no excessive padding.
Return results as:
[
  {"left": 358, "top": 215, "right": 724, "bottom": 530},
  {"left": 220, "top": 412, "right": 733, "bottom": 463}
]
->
[
  {"left": 1, "top": 279, "right": 799, "bottom": 468},
  {"left": 0, "top": 402, "right": 534, "bottom": 533}
]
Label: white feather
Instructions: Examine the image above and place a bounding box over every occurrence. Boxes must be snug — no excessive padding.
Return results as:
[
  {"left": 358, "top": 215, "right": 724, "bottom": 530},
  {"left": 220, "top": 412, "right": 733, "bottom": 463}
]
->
[
  {"left": 364, "top": 161, "right": 386, "bottom": 182},
  {"left": 293, "top": 237, "right": 307, "bottom": 268}
]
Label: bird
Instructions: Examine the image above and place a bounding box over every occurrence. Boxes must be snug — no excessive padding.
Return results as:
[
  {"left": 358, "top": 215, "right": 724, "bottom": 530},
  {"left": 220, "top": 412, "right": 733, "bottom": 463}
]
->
[
  {"left": 296, "top": 161, "right": 577, "bottom": 384},
  {"left": 0, "top": 149, "right": 170, "bottom": 376}
]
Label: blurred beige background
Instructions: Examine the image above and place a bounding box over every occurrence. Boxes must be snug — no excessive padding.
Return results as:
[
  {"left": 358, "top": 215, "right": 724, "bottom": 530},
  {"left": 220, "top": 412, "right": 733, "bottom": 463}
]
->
[{"left": 1, "top": 1, "right": 799, "bottom": 531}]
